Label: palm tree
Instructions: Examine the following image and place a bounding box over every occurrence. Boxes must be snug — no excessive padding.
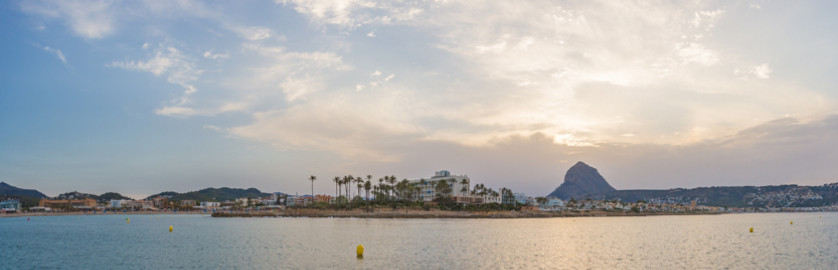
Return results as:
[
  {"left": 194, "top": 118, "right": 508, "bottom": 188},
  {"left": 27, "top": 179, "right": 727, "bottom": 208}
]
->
[
  {"left": 460, "top": 178, "right": 469, "bottom": 195},
  {"left": 345, "top": 175, "right": 354, "bottom": 198},
  {"left": 341, "top": 176, "right": 348, "bottom": 198},
  {"left": 387, "top": 175, "right": 397, "bottom": 198},
  {"left": 333, "top": 176, "right": 340, "bottom": 199},
  {"left": 378, "top": 177, "right": 385, "bottom": 199},
  {"left": 364, "top": 180, "right": 372, "bottom": 201},
  {"left": 308, "top": 175, "right": 317, "bottom": 206},
  {"left": 356, "top": 177, "right": 363, "bottom": 200}
]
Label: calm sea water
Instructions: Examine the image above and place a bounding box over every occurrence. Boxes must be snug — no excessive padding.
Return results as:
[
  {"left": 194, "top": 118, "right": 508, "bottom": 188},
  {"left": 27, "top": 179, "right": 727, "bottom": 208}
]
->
[{"left": 1, "top": 213, "right": 836, "bottom": 269}]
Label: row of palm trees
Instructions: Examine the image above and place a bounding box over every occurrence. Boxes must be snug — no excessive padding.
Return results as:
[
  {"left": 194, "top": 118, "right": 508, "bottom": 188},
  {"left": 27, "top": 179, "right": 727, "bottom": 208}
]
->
[{"left": 307, "top": 174, "right": 506, "bottom": 204}]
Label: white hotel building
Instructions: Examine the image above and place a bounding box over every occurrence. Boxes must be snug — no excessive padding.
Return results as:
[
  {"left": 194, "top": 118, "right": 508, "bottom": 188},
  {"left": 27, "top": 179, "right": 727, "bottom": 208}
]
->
[{"left": 410, "top": 170, "right": 470, "bottom": 202}]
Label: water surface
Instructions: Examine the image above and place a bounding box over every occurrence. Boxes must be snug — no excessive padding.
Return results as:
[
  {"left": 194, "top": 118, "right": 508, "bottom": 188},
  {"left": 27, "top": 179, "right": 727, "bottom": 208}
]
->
[{"left": 1, "top": 213, "right": 836, "bottom": 269}]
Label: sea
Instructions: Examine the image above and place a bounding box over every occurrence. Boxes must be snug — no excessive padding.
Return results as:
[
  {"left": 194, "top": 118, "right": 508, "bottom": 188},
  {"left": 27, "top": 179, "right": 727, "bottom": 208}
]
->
[{"left": 1, "top": 212, "right": 836, "bottom": 269}]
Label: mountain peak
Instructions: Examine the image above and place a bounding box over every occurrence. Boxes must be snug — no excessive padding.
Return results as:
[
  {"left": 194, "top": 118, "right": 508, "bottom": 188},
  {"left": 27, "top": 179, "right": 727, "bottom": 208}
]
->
[{"left": 547, "top": 161, "right": 616, "bottom": 199}]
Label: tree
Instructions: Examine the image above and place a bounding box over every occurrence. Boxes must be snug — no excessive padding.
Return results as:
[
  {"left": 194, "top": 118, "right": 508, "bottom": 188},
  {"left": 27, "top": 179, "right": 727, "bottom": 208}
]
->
[
  {"left": 387, "top": 175, "right": 397, "bottom": 198},
  {"left": 345, "top": 175, "right": 354, "bottom": 198},
  {"left": 333, "top": 177, "right": 340, "bottom": 198},
  {"left": 435, "top": 180, "right": 452, "bottom": 198},
  {"left": 364, "top": 180, "right": 372, "bottom": 201},
  {"left": 460, "top": 178, "right": 469, "bottom": 195},
  {"left": 308, "top": 175, "right": 317, "bottom": 206},
  {"left": 356, "top": 176, "right": 364, "bottom": 199}
]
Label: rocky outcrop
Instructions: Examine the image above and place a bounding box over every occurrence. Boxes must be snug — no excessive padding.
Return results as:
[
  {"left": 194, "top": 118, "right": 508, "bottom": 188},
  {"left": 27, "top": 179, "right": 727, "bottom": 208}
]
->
[{"left": 547, "top": 162, "right": 616, "bottom": 199}]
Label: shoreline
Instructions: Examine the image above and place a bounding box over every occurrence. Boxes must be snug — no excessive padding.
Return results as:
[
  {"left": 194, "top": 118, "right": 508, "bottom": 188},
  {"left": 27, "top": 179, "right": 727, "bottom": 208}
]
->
[
  {"left": 0, "top": 211, "right": 209, "bottom": 218},
  {"left": 210, "top": 208, "right": 724, "bottom": 219}
]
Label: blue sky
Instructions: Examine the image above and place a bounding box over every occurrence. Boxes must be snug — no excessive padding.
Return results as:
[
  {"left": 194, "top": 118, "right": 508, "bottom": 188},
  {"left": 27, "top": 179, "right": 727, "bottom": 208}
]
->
[{"left": 2, "top": 0, "right": 837, "bottom": 198}]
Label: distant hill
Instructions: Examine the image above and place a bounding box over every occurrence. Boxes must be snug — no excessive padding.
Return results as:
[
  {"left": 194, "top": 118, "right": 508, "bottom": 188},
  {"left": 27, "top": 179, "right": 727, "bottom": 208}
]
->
[
  {"left": 547, "top": 162, "right": 616, "bottom": 200},
  {"left": 0, "top": 182, "right": 47, "bottom": 198},
  {"left": 98, "top": 192, "right": 133, "bottom": 202},
  {"left": 56, "top": 191, "right": 133, "bottom": 203},
  {"left": 145, "top": 187, "right": 271, "bottom": 202},
  {"left": 602, "top": 183, "right": 838, "bottom": 208},
  {"left": 0, "top": 182, "right": 47, "bottom": 207}
]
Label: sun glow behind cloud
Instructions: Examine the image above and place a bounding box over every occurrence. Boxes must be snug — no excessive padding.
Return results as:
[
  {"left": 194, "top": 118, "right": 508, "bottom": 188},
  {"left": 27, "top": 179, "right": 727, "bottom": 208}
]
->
[{"left": 8, "top": 0, "right": 838, "bottom": 195}]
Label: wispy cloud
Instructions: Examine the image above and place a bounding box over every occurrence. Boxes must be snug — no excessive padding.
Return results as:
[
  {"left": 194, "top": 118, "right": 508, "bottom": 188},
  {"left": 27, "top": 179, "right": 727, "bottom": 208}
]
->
[
  {"left": 233, "top": 26, "right": 273, "bottom": 41},
  {"left": 21, "top": 0, "right": 116, "bottom": 39},
  {"left": 110, "top": 44, "right": 202, "bottom": 116},
  {"left": 203, "top": 50, "right": 229, "bottom": 60},
  {"left": 35, "top": 44, "right": 67, "bottom": 64}
]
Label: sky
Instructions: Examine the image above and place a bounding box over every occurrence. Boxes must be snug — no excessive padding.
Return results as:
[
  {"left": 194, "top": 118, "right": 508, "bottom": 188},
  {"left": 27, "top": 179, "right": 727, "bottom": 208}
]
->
[{"left": 1, "top": 0, "right": 837, "bottom": 199}]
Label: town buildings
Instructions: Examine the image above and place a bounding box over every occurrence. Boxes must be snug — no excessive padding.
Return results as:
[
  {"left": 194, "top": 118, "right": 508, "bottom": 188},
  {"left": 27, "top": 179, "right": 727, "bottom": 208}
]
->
[
  {"left": 152, "top": 196, "right": 169, "bottom": 209},
  {"left": 38, "top": 198, "right": 97, "bottom": 209},
  {"left": 0, "top": 199, "right": 21, "bottom": 212},
  {"left": 181, "top": 200, "right": 196, "bottom": 207}
]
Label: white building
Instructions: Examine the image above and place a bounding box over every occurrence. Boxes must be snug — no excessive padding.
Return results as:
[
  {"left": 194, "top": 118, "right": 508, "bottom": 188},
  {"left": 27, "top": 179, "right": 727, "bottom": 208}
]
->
[
  {"left": 513, "top": 193, "right": 532, "bottom": 205},
  {"left": 200, "top": 201, "right": 221, "bottom": 208},
  {"left": 0, "top": 199, "right": 21, "bottom": 212},
  {"left": 538, "top": 197, "right": 565, "bottom": 211},
  {"left": 409, "top": 170, "right": 470, "bottom": 202},
  {"left": 109, "top": 199, "right": 132, "bottom": 209}
]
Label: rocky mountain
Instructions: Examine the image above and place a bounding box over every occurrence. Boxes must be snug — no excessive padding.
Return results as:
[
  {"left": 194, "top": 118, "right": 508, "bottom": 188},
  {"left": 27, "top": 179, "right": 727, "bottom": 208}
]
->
[
  {"left": 547, "top": 162, "right": 616, "bottom": 200},
  {"left": 543, "top": 163, "right": 838, "bottom": 207}
]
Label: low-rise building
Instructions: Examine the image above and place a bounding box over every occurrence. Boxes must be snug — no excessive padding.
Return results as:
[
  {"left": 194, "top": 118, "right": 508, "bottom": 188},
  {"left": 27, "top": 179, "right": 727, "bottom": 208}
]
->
[
  {"left": 109, "top": 199, "right": 132, "bottom": 209},
  {"left": 180, "top": 200, "right": 196, "bottom": 207},
  {"left": 124, "top": 200, "right": 154, "bottom": 210},
  {"left": 152, "top": 196, "right": 169, "bottom": 209},
  {"left": 39, "top": 198, "right": 97, "bottom": 209},
  {"left": 314, "top": 195, "right": 333, "bottom": 203},
  {"left": 200, "top": 201, "right": 221, "bottom": 208},
  {"left": 1, "top": 199, "right": 21, "bottom": 212},
  {"left": 482, "top": 195, "right": 502, "bottom": 204},
  {"left": 538, "top": 197, "right": 565, "bottom": 211}
]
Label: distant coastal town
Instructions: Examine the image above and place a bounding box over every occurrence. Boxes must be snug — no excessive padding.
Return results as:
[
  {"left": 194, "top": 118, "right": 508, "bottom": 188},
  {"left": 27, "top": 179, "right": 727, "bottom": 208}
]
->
[{"left": 3, "top": 167, "right": 838, "bottom": 217}]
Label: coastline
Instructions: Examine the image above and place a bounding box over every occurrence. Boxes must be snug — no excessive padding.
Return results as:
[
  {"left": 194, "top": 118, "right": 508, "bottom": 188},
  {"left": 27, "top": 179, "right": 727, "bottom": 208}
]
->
[
  {"left": 0, "top": 211, "right": 209, "bottom": 218},
  {"left": 210, "top": 208, "right": 723, "bottom": 219}
]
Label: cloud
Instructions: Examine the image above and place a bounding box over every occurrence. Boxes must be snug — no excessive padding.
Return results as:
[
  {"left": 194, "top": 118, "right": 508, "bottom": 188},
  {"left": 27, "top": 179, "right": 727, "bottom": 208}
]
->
[
  {"left": 35, "top": 44, "right": 67, "bottom": 64},
  {"left": 734, "top": 63, "right": 772, "bottom": 79},
  {"left": 202, "top": 124, "right": 223, "bottom": 132},
  {"left": 380, "top": 114, "right": 838, "bottom": 195},
  {"left": 203, "top": 50, "right": 229, "bottom": 60},
  {"left": 233, "top": 26, "right": 273, "bottom": 41},
  {"left": 155, "top": 106, "right": 199, "bottom": 117},
  {"left": 21, "top": 0, "right": 116, "bottom": 39},
  {"left": 110, "top": 44, "right": 203, "bottom": 116},
  {"left": 279, "top": 0, "right": 423, "bottom": 28},
  {"left": 676, "top": 42, "right": 720, "bottom": 66},
  {"left": 751, "top": 63, "right": 772, "bottom": 79}
]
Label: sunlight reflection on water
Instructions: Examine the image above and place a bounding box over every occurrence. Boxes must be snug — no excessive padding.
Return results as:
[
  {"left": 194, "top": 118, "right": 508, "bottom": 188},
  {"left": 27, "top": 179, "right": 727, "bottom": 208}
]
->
[{"left": 1, "top": 213, "right": 836, "bottom": 269}]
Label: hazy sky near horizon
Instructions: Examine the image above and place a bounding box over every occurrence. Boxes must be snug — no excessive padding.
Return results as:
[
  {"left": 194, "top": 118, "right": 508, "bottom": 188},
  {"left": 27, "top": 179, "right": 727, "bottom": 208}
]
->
[{"left": 2, "top": 0, "right": 837, "bottom": 198}]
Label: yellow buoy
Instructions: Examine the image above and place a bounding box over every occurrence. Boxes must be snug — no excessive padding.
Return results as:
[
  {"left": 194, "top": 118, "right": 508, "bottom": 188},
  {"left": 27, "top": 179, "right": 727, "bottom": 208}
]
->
[
  {"left": 790, "top": 221, "right": 793, "bottom": 225},
  {"left": 169, "top": 225, "right": 173, "bottom": 232},
  {"left": 356, "top": 244, "right": 364, "bottom": 258},
  {"left": 749, "top": 227, "right": 754, "bottom": 233},
  {"left": 126, "top": 218, "right": 130, "bottom": 224}
]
